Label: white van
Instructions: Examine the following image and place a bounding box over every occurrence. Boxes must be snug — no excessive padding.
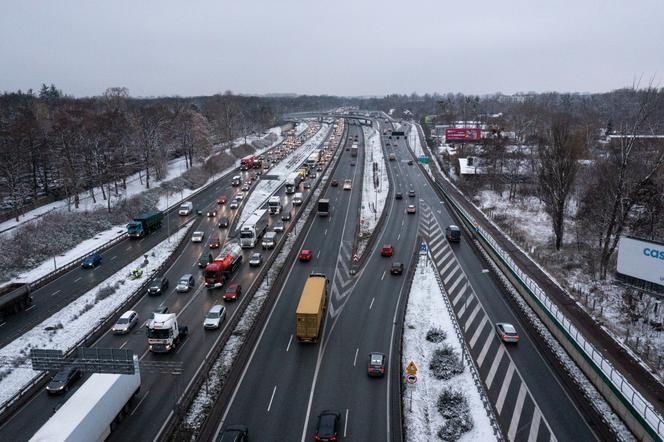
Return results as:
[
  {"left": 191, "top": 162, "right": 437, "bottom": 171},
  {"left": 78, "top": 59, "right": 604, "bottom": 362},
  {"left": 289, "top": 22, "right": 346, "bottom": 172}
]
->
[
  {"left": 178, "top": 201, "right": 194, "bottom": 215},
  {"left": 231, "top": 175, "right": 241, "bottom": 186},
  {"left": 292, "top": 192, "right": 303, "bottom": 206},
  {"left": 261, "top": 231, "right": 277, "bottom": 249}
]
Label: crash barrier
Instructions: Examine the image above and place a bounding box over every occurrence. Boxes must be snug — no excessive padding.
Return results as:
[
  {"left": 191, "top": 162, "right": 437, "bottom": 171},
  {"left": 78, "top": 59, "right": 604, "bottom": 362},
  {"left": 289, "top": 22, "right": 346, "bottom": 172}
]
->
[{"left": 0, "top": 220, "right": 196, "bottom": 426}]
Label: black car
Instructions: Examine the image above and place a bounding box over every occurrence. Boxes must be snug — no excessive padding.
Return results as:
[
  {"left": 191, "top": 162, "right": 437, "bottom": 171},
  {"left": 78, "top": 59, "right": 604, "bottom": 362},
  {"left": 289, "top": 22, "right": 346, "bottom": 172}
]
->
[
  {"left": 350, "top": 162, "right": 356, "bottom": 166},
  {"left": 368, "top": 352, "right": 386, "bottom": 377},
  {"left": 216, "top": 425, "right": 248, "bottom": 442},
  {"left": 218, "top": 217, "right": 230, "bottom": 228},
  {"left": 314, "top": 410, "right": 340, "bottom": 442},
  {"left": 303, "top": 181, "right": 312, "bottom": 189},
  {"left": 281, "top": 212, "right": 292, "bottom": 221},
  {"left": 147, "top": 276, "right": 169, "bottom": 295},
  {"left": 390, "top": 262, "right": 404, "bottom": 275},
  {"left": 446, "top": 225, "right": 461, "bottom": 242},
  {"left": 395, "top": 192, "right": 403, "bottom": 200},
  {"left": 408, "top": 189, "right": 416, "bottom": 197},
  {"left": 199, "top": 252, "right": 214, "bottom": 268},
  {"left": 330, "top": 179, "right": 338, "bottom": 187},
  {"left": 46, "top": 367, "right": 82, "bottom": 395},
  {"left": 408, "top": 159, "right": 414, "bottom": 165}
]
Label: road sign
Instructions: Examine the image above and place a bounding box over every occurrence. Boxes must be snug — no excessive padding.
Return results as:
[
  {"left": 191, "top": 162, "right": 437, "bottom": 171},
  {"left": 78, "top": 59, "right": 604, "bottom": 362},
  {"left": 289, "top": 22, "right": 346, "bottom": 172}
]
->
[
  {"left": 405, "top": 361, "right": 418, "bottom": 376},
  {"left": 419, "top": 242, "right": 427, "bottom": 255},
  {"left": 406, "top": 374, "right": 417, "bottom": 384}
]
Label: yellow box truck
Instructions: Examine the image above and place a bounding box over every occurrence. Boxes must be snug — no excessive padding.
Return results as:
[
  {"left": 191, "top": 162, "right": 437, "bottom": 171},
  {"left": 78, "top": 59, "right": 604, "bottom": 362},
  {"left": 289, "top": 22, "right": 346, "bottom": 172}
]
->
[{"left": 296, "top": 273, "right": 328, "bottom": 343}]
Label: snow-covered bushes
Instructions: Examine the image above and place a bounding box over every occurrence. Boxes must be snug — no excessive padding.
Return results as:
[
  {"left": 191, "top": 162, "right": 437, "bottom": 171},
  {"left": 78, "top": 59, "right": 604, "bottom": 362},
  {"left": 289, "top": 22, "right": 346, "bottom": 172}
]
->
[
  {"left": 231, "top": 143, "right": 255, "bottom": 158},
  {"left": 429, "top": 344, "right": 464, "bottom": 381},
  {"left": 436, "top": 388, "right": 474, "bottom": 441},
  {"left": 426, "top": 327, "right": 447, "bottom": 343}
]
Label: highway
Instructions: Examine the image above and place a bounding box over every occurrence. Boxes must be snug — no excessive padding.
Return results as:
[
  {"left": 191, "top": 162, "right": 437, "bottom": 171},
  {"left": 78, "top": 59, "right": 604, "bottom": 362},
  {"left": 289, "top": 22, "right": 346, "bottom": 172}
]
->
[
  {"left": 0, "top": 121, "right": 337, "bottom": 441},
  {"left": 215, "top": 118, "right": 601, "bottom": 442}
]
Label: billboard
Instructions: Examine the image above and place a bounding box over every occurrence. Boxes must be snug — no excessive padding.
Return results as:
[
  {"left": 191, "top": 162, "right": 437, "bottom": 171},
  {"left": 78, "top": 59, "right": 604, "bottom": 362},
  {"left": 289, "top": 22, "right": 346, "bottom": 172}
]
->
[
  {"left": 445, "top": 128, "right": 481, "bottom": 142},
  {"left": 616, "top": 236, "right": 664, "bottom": 287}
]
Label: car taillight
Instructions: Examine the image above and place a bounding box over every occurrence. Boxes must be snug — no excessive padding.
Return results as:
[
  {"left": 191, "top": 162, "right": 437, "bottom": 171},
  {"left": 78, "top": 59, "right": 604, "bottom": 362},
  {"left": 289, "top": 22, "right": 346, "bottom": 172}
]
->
[
  {"left": 314, "top": 436, "right": 321, "bottom": 441},
  {"left": 330, "top": 437, "right": 336, "bottom": 441},
  {"left": 380, "top": 367, "right": 384, "bottom": 373}
]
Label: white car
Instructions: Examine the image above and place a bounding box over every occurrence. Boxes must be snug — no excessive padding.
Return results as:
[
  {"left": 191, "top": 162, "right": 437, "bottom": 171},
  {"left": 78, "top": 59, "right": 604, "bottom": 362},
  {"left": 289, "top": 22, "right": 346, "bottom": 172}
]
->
[
  {"left": 249, "top": 252, "right": 263, "bottom": 267},
  {"left": 203, "top": 305, "right": 226, "bottom": 330},
  {"left": 495, "top": 322, "right": 520, "bottom": 343},
  {"left": 176, "top": 274, "right": 195, "bottom": 292},
  {"left": 343, "top": 179, "right": 352, "bottom": 191},
  {"left": 191, "top": 231, "right": 205, "bottom": 242},
  {"left": 112, "top": 310, "right": 138, "bottom": 334},
  {"left": 229, "top": 200, "right": 239, "bottom": 209},
  {"left": 235, "top": 192, "right": 245, "bottom": 201}
]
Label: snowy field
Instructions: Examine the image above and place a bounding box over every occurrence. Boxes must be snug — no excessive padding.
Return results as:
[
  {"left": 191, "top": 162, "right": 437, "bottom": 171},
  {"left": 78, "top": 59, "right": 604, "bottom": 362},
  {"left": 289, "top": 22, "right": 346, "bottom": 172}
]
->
[
  {"left": 403, "top": 254, "right": 496, "bottom": 442},
  {"left": 357, "top": 125, "right": 389, "bottom": 257},
  {"left": 0, "top": 128, "right": 285, "bottom": 290},
  {"left": 0, "top": 223, "right": 191, "bottom": 409},
  {"left": 407, "top": 123, "right": 425, "bottom": 157},
  {"left": 238, "top": 123, "right": 331, "bottom": 227},
  {"left": 0, "top": 127, "right": 284, "bottom": 235}
]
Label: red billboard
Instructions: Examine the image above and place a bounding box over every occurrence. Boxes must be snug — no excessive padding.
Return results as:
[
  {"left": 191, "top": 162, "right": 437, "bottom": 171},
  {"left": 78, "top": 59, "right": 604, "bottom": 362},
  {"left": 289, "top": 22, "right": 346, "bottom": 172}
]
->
[{"left": 445, "top": 128, "right": 481, "bottom": 141}]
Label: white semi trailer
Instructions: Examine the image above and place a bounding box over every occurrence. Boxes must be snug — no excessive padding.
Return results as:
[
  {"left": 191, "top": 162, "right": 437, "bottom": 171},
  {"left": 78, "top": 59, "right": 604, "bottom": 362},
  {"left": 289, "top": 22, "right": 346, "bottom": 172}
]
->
[
  {"left": 239, "top": 209, "right": 268, "bottom": 248},
  {"left": 30, "top": 356, "right": 141, "bottom": 442}
]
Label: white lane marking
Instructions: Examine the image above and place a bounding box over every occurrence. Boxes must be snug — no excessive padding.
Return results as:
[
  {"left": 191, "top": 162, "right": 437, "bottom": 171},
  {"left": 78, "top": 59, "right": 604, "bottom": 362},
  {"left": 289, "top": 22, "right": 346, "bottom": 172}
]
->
[
  {"left": 449, "top": 274, "right": 465, "bottom": 298},
  {"left": 324, "top": 229, "right": 327, "bottom": 236},
  {"left": 119, "top": 341, "right": 127, "bottom": 349},
  {"left": 464, "top": 303, "right": 482, "bottom": 331},
  {"left": 397, "top": 233, "right": 400, "bottom": 241},
  {"left": 267, "top": 385, "right": 277, "bottom": 412},
  {"left": 51, "top": 290, "right": 61, "bottom": 297},
  {"left": 286, "top": 334, "right": 293, "bottom": 352},
  {"left": 317, "top": 251, "right": 321, "bottom": 259},
  {"left": 508, "top": 383, "right": 528, "bottom": 440},
  {"left": 469, "top": 316, "right": 489, "bottom": 349},
  {"left": 26, "top": 305, "right": 36, "bottom": 311},
  {"left": 381, "top": 271, "right": 386, "bottom": 280},
  {"left": 344, "top": 409, "right": 349, "bottom": 438},
  {"left": 527, "top": 408, "right": 543, "bottom": 442},
  {"left": 369, "top": 297, "right": 375, "bottom": 310},
  {"left": 74, "top": 277, "right": 82, "bottom": 283},
  {"left": 0, "top": 322, "right": 5, "bottom": 327},
  {"left": 130, "top": 390, "right": 151, "bottom": 416},
  {"left": 353, "top": 348, "right": 359, "bottom": 366},
  {"left": 477, "top": 332, "right": 495, "bottom": 368},
  {"left": 486, "top": 344, "right": 505, "bottom": 387},
  {"left": 496, "top": 363, "right": 516, "bottom": 414}
]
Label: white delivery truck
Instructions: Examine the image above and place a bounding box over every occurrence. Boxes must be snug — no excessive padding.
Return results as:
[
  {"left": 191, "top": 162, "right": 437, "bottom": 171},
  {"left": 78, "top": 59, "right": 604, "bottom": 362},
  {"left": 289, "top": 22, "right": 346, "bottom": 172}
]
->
[
  {"left": 30, "top": 356, "right": 141, "bottom": 442},
  {"left": 292, "top": 192, "right": 304, "bottom": 206},
  {"left": 268, "top": 196, "right": 282, "bottom": 215},
  {"left": 178, "top": 201, "right": 194, "bottom": 215},
  {"left": 284, "top": 172, "right": 301, "bottom": 194},
  {"left": 239, "top": 209, "right": 268, "bottom": 248}
]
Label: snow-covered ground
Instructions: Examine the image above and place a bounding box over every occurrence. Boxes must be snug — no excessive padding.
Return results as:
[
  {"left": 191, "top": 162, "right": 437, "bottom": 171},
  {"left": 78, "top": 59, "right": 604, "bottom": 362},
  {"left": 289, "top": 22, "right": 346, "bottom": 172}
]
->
[
  {"left": 408, "top": 123, "right": 424, "bottom": 157},
  {"left": 0, "top": 222, "right": 191, "bottom": 409},
  {"left": 0, "top": 127, "right": 284, "bottom": 235},
  {"left": 0, "top": 128, "right": 286, "bottom": 291},
  {"left": 181, "top": 135, "right": 339, "bottom": 438},
  {"left": 403, "top": 253, "right": 496, "bottom": 442},
  {"left": 238, "top": 123, "right": 331, "bottom": 227},
  {"left": 357, "top": 125, "right": 389, "bottom": 257}
]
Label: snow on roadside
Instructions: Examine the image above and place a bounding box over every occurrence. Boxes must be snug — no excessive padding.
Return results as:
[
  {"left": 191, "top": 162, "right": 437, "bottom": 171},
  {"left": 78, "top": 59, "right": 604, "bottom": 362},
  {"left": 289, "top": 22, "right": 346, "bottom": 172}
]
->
[
  {"left": 403, "top": 254, "right": 496, "bottom": 442},
  {"left": 0, "top": 127, "right": 284, "bottom": 235},
  {"left": 408, "top": 122, "right": 424, "bottom": 157},
  {"left": 0, "top": 223, "right": 191, "bottom": 408},
  {"left": 238, "top": 123, "right": 331, "bottom": 227},
  {"left": 357, "top": 125, "right": 389, "bottom": 257}
]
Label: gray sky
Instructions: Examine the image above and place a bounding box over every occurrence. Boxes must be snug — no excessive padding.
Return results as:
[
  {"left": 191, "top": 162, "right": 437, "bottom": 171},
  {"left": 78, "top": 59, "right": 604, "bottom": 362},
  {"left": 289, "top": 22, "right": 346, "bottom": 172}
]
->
[{"left": 1, "top": 0, "right": 663, "bottom": 97}]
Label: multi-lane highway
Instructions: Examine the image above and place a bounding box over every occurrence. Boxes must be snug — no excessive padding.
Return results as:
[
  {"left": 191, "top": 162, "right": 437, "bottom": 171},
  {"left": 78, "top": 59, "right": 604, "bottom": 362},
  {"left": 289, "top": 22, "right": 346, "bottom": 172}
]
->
[
  {"left": 0, "top": 121, "right": 339, "bottom": 440},
  {"left": 1, "top": 114, "right": 612, "bottom": 442}
]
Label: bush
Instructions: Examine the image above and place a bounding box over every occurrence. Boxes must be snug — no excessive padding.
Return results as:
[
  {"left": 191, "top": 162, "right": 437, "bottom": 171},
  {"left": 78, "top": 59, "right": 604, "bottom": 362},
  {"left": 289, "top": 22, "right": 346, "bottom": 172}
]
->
[
  {"left": 430, "top": 344, "right": 464, "bottom": 380},
  {"left": 231, "top": 143, "right": 255, "bottom": 159},
  {"left": 426, "top": 327, "right": 447, "bottom": 343},
  {"left": 95, "top": 284, "right": 117, "bottom": 302},
  {"left": 436, "top": 388, "right": 473, "bottom": 441}
]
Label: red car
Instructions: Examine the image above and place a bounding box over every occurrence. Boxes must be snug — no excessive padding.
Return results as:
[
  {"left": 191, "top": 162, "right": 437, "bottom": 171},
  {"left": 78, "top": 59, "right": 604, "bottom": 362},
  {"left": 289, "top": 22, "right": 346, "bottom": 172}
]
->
[
  {"left": 299, "top": 249, "right": 313, "bottom": 262},
  {"left": 223, "top": 283, "right": 242, "bottom": 301},
  {"left": 380, "top": 244, "right": 394, "bottom": 257},
  {"left": 217, "top": 195, "right": 227, "bottom": 205},
  {"left": 209, "top": 235, "right": 221, "bottom": 249}
]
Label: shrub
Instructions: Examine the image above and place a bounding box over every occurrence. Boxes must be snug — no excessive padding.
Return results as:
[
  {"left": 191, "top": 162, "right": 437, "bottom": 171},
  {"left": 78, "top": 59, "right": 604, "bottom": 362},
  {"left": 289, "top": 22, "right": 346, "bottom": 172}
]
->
[
  {"left": 426, "top": 327, "right": 447, "bottom": 343},
  {"left": 231, "top": 143, "right": 255, "bottom": 159},
  {"left": 95, "top": 285, "right": 116, "bottom": 302},
  {"left": 430, "top": 344, "right": 463, "bottom": 380},
  {"left": 436, "top": 388, "right": 473, "bottom": 441}
]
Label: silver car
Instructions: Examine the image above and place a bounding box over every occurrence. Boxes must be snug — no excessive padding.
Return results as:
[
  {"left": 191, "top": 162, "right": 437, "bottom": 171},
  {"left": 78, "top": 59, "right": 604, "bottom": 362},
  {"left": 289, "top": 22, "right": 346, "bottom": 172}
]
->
[
  {"left": 112, "top": 310, "right": 138, "bottom": 334},
  {"left": 176, "top": 274, "right": 195, "bottom": 292},
  {"left": 204, "top": 305, "right": 226, "bottom": 330}
]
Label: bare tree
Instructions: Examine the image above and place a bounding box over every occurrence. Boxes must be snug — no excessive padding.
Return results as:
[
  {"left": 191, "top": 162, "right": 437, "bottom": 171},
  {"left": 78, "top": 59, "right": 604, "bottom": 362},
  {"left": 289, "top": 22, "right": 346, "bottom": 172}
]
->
[
  {"left": 131, "top": 104, "right": 170, "bottom": 189},
  {"left": 537, "top": 115, "right": 581, "bottom": 250}
]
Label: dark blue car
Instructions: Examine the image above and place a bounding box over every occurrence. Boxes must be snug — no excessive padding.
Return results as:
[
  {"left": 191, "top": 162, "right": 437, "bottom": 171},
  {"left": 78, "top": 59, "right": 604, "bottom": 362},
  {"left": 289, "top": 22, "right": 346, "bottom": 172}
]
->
[{"left": 81, "top": 253, "right": 101, "bottom": 269}]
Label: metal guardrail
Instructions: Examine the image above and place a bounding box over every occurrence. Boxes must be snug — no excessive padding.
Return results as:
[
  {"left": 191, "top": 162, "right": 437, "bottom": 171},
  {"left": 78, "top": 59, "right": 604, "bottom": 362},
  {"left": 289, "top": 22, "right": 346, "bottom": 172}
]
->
[
  {"left": 417, "top": 151, "right": 664, "bottom": 440},
  {"left": 0, "top": 220, "right": 196, "bottom": 425},
  {"left": 166, "top": 120, "right": 347, "bottom": 441}
]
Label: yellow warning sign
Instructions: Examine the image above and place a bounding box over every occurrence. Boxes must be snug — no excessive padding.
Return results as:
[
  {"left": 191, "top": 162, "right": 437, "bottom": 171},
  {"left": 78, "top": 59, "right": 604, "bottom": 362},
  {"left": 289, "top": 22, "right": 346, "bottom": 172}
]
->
[{"left": 405, "top": 361, "right": 417, "bottom": 376}]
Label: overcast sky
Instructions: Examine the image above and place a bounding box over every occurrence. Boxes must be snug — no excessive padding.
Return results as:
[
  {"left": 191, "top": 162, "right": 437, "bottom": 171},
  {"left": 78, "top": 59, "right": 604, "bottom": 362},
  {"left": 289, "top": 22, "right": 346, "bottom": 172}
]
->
[{"left": 1, "top": 0, "right": 663, "bottom": 97}]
